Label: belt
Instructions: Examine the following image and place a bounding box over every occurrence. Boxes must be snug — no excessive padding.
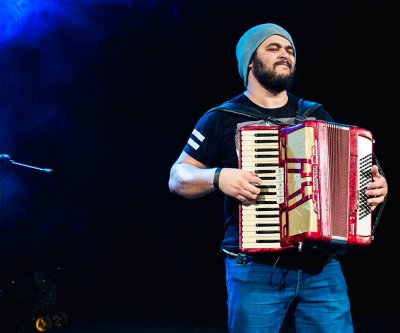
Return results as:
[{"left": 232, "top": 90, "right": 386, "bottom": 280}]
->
[{"left": 222, "top": 248, "right": 336, "bottom": 270}]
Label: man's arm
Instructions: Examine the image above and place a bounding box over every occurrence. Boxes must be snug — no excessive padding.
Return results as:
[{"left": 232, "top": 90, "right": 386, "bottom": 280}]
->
[
  {"left": 168, "top": 151, "right": 216, "bottom": 199},
  {"left": 168, "top": 151, "right": 263, "bottom": 203}
]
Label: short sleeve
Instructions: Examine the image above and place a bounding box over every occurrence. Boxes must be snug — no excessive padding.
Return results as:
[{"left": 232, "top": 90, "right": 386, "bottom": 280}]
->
[{"left": 183, "top": 111, "right": 222, "bottom": 167}]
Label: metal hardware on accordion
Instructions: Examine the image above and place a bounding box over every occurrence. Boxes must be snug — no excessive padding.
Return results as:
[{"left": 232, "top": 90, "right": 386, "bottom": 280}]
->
[{"left": 238, "top": 120, "right": 374, "bottom": 253}]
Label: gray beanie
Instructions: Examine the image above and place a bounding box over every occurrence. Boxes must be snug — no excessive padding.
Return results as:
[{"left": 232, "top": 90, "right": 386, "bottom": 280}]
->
[{"left": 236, "top": 23, "right": 296, "bottom": 87}]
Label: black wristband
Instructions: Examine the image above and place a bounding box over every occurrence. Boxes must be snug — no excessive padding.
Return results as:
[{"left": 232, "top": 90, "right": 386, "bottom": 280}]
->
[{"left": 213, "top": 167, "right": 222, "bottom": 189}]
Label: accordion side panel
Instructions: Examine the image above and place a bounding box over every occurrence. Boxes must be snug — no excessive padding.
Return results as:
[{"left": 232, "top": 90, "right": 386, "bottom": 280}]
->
[
  {"left": 348, "top": 127, "right": 373, "bottom": 245},
  {"left": 315, "top": 122, "right": 331, "bottom": 239},
  {"left": 280, "top": 122, "right": 330, "bottom": 246}
]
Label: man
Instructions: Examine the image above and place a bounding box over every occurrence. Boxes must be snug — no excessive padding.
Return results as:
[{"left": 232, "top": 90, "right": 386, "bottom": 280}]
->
[{"left": 168, "top": 23, "right": 388, "bottom": 332}]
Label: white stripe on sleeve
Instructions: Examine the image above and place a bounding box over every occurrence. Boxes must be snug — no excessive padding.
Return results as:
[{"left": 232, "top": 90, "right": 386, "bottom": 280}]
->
[
  {"left": 192, "top": 129, "right": 205, "bottom": 142},
  {"left": 188, "top": 137, "right": 200, "bottom": 150}
]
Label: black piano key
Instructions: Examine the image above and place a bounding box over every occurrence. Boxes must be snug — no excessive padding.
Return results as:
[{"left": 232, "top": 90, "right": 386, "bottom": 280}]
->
[
  {"left": 255, "top": 154, "right": 278, "bottom": 158},
  {"left": 255, "top": 148, "right": 278, "bottom": 152},
  {"left": 255, "top": 200, "right": 276, "bottom": 204},
  {"left": 255, "top": 208, "right": 278, "bottom": 211},
  {"left": 255, "top": 140, "right": 278, "bottom": 143},
  {"left": 254, "top": 133, "right": 277, "bottom": 137},
  {"left": 255, "top": 169, "right": 275, "bottom": 174},
  {"left": 256, "top": 240, "right": 281, "bottom": 243},
  {"left": 258, "top": 185, "right": 276, "bottom": 189},
  {"left": 256, "top": 223, "right": 280, "bottom": 227}
]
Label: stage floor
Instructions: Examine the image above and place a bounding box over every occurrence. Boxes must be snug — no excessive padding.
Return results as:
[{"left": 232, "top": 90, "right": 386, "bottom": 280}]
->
[{"left": 2, "top": 313, "right": 400, "bottom": 333}]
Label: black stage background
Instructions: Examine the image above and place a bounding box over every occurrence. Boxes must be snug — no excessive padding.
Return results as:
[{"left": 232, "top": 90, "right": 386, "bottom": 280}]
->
[{"left": 0, "top": 0, "right": 397, "bottom": 330}]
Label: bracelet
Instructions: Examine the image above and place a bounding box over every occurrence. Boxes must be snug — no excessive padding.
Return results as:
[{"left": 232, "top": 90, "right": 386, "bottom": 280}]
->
[{"left": 213, "top": 167, "right": 222, "bottom": 189}]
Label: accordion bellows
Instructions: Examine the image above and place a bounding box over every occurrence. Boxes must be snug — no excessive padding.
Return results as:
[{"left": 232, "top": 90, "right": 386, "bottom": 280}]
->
[{"left": 239, "top": 120, "right": 374, "bottom": 253}]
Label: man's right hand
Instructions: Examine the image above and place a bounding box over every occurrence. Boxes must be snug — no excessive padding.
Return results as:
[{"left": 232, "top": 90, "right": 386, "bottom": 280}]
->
[{"left": 218, "top": 168, "right": 262, "bottom": 204}]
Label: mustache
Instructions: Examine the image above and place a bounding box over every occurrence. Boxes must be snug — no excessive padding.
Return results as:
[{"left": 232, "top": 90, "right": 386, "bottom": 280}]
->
[{"left": 274, "top": 60, "right": 292, "bottom": 69}]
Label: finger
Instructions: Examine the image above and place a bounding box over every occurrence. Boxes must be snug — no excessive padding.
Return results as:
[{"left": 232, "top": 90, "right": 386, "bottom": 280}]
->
[
  {"left": 241, "top": 180, "right": 261, "bottom": 195},
  {"left": 241, "top": 199, "right": 254, "bottom": 206},
  {"left": 248, "top": 173, "right": 263, "bottom": 185},
  {"left": 237, "top": 195, "right": 255, "bottom": 205},
  {"left": 366, "top": 187, "right": 385, "bottom": 197},
  {"left": 241, "top": 188, "right": 259, "bottom": 200},
  {"left": 371, "top": 165, "right": 381, "bottom": 178},
  {"left": 367, "top": 195, "right": 384, "bottom": 206},
  {"left": 366, "top": 179, "right": 384, "bottom": 190}
]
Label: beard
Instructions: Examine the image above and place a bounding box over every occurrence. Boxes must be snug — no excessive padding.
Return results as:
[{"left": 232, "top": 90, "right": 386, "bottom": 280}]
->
[{"left": 252, "top": 55, "right": 295, "bottom": 92}]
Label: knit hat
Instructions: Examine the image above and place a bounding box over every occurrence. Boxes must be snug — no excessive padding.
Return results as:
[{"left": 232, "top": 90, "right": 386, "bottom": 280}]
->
[{"left": 236, "top": 23, "right": 296, "bottom": 87}]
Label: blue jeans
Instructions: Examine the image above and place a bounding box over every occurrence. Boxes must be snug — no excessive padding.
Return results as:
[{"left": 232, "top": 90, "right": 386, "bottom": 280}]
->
[{"left": 224, "top": 253, "right": 353, "bottom": 333}]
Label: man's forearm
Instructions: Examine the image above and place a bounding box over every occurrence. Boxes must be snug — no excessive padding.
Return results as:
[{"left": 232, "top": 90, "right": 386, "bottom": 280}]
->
[{"left": 168, "top": 163, "right": 218, "bottom": 199}]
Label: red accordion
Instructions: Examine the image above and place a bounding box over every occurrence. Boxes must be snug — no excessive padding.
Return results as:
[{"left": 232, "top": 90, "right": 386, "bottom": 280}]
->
[{"left": 238, "top": 120, "right": 374, "bottom": 253}]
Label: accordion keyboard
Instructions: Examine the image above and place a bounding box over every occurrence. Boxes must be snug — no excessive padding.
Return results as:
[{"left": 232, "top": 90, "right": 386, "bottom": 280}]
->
[{"left": 240, "top": 128, "right": 284, "bottom": 250}]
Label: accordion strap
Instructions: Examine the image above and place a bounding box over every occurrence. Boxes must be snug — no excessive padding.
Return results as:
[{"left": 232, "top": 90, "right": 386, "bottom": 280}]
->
[
  {"left": 295, "top": 99, "right": 323, "bottom": 122},
  {"left": 206, "top": 98, "right": 322, "bottom": 125},
  {"left": 206, "top": 101, "right": 286, "bottom": 125}
]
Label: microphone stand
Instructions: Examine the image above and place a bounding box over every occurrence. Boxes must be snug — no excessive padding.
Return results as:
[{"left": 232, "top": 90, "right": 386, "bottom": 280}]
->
[
  {"left": 0, "top": 154, "right": 53, "bottom": 332},
  {"left": 0, "top": 153, "right": 54, "bottom": 225},
  {"left": 0, "top": 154, "right": 53, "bottom": 174}
]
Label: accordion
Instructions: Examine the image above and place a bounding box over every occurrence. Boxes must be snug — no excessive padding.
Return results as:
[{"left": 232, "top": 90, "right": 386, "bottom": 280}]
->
[{"left": 238, "top": 120, "right": 374, "bottom": 253}]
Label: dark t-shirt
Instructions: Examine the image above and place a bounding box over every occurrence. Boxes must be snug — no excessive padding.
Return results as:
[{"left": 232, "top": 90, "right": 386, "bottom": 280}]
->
[{"left": 183, "top": 92, "right": 334, "bottom": 253}]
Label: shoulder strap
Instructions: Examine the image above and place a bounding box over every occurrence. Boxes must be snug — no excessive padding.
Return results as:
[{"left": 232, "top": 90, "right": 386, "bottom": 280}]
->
[
  {"left": 206, "top": 101, "right": 265, "bottom": 120},
  {"left": 206, "top": 101, "right": 287, "bottom": 125},
  {"left": 208, "top": 98, "right": 322, "bottom": 124},
  {"left": 294, "top": 98, "right": 323, "bottom": 123}
]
